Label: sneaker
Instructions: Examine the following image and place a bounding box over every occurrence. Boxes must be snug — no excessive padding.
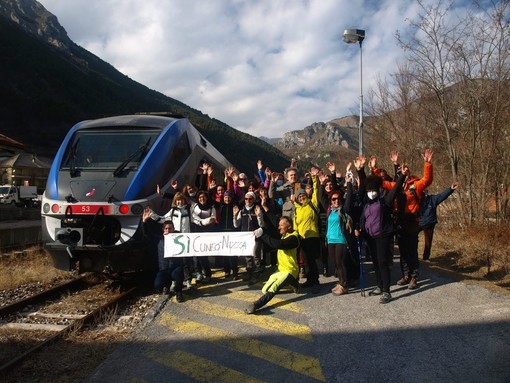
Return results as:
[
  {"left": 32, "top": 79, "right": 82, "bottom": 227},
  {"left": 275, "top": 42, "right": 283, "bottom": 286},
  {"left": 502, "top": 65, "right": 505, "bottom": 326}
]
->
[
  {"left": 408, "top": 277, "right": 418, "bottom": 290},
  {"left": 194, "top": 273, "right": 204, "bottom": 281},
  {"left": 379, "top": 292, "right": 392, "bottom": 304},
  {"left": 175, "top": 292, "right": 184, "bottom": 303},
  {"left": 244, "top": 302, "right": 256, "bottom": 314},
  {"left": 397, "top": 276, "right": 410, "bottom": 286},
  {"left": 169, "top": 281, "right": 176, "bottom": 292},
  {"left": 369, "top": 286, "right": 382, "bottom": 296},
  {"left": 185, "top": 280, "right": 193, "bottom": 290}
]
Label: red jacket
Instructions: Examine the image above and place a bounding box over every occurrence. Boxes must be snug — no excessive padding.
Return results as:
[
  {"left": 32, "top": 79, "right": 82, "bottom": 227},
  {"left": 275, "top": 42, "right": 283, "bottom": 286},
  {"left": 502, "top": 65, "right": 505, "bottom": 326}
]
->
[{"left": 375, "top": 162, "right": 433, "bottom": 216}]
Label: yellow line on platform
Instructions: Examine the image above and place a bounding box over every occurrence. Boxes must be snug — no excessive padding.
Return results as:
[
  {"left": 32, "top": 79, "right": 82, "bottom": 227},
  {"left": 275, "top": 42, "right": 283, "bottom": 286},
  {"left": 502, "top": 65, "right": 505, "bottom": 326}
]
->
[
  {"left": 147, "top": 349, "right": 265, "bottom": 383},
  {"left": 159, "top": 312, "right": 325, "bottom": 381},
  {"left": 184, "top": 299, "right": 313, "bottom": 341},
  {"left": 225, "top": 290, "right": 304, "bottom": 313}
]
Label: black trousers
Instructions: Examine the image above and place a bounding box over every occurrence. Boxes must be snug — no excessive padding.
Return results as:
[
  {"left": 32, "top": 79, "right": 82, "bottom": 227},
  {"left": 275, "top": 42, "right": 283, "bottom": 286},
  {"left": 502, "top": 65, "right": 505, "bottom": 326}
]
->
[
  {"left": 365, "top": 235, "right": 393, "bottom": 292},
  {"left": 300, "top": 237, "right": 321, "bottom": 284},
  {"left": 398, "top": 222, "right": 420, "bottom": 279}
]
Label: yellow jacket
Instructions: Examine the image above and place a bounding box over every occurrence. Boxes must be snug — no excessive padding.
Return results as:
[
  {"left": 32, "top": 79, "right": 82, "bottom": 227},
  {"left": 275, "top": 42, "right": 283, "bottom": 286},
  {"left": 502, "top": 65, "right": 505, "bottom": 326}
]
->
[{"left": 293, "top": 175, "right": 320, "bottom": 239}]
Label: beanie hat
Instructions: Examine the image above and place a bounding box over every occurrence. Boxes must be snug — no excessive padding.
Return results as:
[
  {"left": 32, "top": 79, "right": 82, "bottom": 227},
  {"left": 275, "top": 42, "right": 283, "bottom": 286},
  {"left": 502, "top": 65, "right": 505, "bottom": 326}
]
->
[
  {"left": 295, "top": 188, "right": 306, "bottom": 198},
  {"left": 223, "top": 190, "right": 233, "bottom": 197},
  {"left": 365, "top": 175, "right": 382, "bottom": 191}
]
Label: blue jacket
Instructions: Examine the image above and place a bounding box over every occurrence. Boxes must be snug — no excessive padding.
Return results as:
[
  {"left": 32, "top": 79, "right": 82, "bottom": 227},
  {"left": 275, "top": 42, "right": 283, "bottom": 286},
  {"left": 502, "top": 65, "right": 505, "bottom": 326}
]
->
[{"left": 419, "top": 187, "right": 455, "bottom": 228}]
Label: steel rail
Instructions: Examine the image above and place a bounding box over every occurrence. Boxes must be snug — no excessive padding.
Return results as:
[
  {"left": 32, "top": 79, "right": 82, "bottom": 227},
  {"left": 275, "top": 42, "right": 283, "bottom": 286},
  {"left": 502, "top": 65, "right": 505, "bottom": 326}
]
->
[{"left": 0, "top": 285, "right": 138, "bottom": 374}]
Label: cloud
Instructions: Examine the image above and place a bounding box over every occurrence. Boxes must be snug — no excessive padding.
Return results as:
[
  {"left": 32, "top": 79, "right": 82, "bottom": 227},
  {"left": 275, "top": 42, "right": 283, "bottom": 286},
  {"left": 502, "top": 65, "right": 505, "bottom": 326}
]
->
[{"left": 37, "top": 0, "right": 473, "bottom": 138}]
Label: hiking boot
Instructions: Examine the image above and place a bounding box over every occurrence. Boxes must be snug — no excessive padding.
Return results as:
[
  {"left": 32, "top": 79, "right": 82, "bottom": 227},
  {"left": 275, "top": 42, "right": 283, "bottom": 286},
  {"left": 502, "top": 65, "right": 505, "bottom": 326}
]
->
[
  {"left": 243, "top": 272, "right": 254, "bottom": 282},
  {"left": 379, "top": 292, "right": 392, "bottom": 304},
  {"left": 244, "top": 302, "right": 256, "bottom": 315},
  {"left": 408, "top": 277, "right": 418, "bottom": 290},
  {"left": 300, "top": 280, "right": 316, "bottom": 288},
  {"left": 397, "top": 276, "right": 410, "bottom": 286},
  {"left": 369, "top": 286, "right": 382, "bottom": 296},
  {"left": 175, "top": 292, "right": 184, "bottom": 303}
]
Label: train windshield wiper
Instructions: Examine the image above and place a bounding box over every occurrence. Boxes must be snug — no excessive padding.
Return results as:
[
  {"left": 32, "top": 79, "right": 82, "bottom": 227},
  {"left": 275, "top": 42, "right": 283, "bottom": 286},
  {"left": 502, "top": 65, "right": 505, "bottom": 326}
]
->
[
  {"left": 113, "top": 137, "right": 151, "bottom": 177},
  {"left": 69, "top": 139, "right": 80, "bottom": 177}
]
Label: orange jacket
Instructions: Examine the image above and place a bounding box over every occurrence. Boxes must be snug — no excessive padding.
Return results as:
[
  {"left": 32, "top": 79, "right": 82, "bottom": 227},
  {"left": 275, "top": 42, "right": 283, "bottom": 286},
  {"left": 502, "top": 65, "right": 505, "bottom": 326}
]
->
[{"left": 376, "top": 162, "right": 433, "bottom": 216}]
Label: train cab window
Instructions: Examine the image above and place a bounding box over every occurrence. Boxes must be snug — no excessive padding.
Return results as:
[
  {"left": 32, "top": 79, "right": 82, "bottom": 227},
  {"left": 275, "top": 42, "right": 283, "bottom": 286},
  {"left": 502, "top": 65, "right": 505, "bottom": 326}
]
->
[
  {"left": 61, "top": 129, "right": 160, "bottom": 170},
  {"left": 166, "top": 132, "right": 191, "bottom": 175}
]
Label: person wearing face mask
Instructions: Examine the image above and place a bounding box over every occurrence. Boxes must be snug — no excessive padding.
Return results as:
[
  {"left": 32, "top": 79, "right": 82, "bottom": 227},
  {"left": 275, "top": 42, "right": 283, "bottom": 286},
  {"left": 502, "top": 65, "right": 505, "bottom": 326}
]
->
[
  {"left": 191, "top": 191, "right": 218, "bottom": 283},
  {"left": 234, "top": 191, "right": 265, "bottom": 282},
  {"left": 360, "top": 166, "right": 407, "bottom": 304},
  {"left": 217, "top": 189, "right": 240, "bottom": 279},
  {"left": 369, "top": 149, "right": 434, "bottom": 290}
]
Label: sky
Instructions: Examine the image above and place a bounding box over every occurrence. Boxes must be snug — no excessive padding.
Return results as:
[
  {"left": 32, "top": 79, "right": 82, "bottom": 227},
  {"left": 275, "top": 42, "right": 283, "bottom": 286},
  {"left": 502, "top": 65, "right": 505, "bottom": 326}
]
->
[{"left": 37, "top": 0, "right": 477, "bottom": 138}]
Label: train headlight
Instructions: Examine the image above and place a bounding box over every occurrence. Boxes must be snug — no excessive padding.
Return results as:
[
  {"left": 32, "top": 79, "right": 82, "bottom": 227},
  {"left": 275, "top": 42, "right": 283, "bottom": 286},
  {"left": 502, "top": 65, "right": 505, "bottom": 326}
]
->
[{"left": 131, "top": 204, "right": 144, "bottom": 215}]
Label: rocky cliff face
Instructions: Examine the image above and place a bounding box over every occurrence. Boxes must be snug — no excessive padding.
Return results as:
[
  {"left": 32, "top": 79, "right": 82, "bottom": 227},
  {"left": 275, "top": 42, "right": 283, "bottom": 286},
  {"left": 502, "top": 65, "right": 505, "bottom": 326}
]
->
[
  {"left": 272, "top": 115, "right": 361, "bottom": 166},
  {"left": 0, "top": 0, "right": 72, "bottom": 50},
  {"left": 277, "top": 117, "right": 358, "bottom": 150}
]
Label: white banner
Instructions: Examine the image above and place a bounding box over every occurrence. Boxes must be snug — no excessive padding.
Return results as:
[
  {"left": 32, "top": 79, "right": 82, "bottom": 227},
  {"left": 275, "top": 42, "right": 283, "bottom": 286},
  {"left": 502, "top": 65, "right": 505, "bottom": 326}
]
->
[{"left": 164, "top": 231, "right": 256, "bottom": 257}]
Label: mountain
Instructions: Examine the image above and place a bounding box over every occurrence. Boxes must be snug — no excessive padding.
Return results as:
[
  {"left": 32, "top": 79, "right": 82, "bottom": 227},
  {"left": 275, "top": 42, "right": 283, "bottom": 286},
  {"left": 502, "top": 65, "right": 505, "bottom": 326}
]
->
[
  {"left": 273, "top": 116, "right": 361, "bottom": 169},
  {"left": 0, "top": 0, "right": 289, "bottom": 173}
]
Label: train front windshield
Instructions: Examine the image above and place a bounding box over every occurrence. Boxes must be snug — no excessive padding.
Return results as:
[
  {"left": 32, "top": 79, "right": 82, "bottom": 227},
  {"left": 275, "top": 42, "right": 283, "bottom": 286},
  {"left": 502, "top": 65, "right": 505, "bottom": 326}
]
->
[{"left": 61, "top": 129, "right": 160, "bottom": 171}]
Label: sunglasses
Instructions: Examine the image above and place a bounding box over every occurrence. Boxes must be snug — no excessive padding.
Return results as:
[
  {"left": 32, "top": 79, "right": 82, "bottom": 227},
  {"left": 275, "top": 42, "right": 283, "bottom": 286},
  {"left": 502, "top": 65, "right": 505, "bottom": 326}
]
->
[{"left": 331, "top": 197, "right": 340, "bottom": 201}]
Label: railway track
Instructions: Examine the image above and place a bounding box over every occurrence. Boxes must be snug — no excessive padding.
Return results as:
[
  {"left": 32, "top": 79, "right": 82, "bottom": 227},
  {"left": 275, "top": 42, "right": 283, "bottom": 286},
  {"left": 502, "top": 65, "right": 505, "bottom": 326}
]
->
[{"left": 0, "top": 275, "right": 139, "bottom": 374}]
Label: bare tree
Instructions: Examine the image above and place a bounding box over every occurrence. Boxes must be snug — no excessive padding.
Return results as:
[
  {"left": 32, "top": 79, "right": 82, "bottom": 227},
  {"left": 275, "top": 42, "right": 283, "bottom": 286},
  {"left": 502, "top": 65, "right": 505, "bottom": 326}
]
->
[{"left": 367, "top": 0, "right": 510, "bottom": 224}]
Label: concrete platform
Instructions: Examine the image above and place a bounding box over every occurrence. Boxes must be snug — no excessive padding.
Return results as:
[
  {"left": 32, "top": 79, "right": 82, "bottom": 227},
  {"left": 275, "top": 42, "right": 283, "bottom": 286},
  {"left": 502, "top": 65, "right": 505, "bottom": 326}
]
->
[{"left": 0, "top": 206, "right": 42, "bottom": 248}]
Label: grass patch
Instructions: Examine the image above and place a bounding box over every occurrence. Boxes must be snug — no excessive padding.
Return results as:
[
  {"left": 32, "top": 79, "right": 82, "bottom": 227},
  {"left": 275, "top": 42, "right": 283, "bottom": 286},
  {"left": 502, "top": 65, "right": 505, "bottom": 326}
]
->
[
  {"left": 0, "top": 247, "right": 72, "bottom": 290},
  {"left": 429, "top": 222, "right": 510, "bottom": 288}
]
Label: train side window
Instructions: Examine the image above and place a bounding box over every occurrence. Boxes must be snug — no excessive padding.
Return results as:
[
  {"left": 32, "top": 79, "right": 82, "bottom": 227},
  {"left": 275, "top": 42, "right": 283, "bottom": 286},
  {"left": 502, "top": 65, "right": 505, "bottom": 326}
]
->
[{"left": 167, "top": 132, "right": 191, "bottom": 175}]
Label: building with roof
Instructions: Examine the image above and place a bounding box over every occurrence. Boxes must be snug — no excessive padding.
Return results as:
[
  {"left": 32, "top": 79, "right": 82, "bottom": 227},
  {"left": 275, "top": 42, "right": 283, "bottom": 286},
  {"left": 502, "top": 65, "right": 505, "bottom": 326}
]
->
[{"left": 0, "top": 134, "right": 51, "bottom": 192}]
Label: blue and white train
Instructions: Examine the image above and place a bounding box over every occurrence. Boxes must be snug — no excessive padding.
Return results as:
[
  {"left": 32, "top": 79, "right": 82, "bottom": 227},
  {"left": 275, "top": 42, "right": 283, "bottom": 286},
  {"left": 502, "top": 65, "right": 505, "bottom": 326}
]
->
[{"left": 41, "top": 114, "right": 232, "bottom": 273}]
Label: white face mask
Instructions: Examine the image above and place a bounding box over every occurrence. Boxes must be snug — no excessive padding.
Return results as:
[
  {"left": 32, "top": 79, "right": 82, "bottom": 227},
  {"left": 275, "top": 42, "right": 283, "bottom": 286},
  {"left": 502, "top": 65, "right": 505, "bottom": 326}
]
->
[
  {"left": 276, "top": 180, "right": 284, "bottom": 187},
  {"left": 367, "top": 191, "right": 378, "bottom": 200}
]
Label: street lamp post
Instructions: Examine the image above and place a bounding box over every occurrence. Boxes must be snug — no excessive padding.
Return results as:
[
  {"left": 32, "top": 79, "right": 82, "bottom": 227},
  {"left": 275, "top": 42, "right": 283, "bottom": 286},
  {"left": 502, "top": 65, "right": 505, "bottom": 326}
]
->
[{"left": 343, "top": 28, "right": 365, "bottom": 155}]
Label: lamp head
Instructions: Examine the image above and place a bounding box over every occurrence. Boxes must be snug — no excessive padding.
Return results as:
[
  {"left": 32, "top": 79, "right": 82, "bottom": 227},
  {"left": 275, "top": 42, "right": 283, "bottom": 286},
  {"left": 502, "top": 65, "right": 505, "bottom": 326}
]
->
[{"left": 343, "top": 29, "right": 365, "bottom": 44}]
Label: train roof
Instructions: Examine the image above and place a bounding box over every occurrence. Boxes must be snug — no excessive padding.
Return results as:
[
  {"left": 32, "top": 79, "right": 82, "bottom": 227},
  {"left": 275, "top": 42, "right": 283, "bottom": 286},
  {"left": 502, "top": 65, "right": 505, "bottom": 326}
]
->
[{"left": 77, "top": 114, "right": 181, "bottom": 130}]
